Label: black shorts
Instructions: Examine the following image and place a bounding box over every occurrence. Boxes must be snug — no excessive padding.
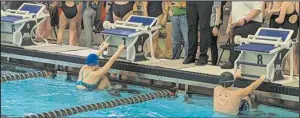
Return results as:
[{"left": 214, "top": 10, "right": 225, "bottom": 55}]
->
[
  {"left": 238, "top": 99, "right": 250, "bottom": 115},
  {"left": 112, "top": 2, "right": 134, "bottom": 19},
  {"left": 61, "top": 2, "right": 78, "bottom": 19},
  {"left": 147, "top": 1, "right": 163, "bottom": 17},
  {"left": 269, "top": 15, "right": 299, "bottom": 39}
]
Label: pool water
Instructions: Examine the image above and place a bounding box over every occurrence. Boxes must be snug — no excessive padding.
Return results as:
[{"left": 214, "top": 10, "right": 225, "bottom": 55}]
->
[
  {"left": 1, "top": 75, "right": 152, "bottom": 117},
  {"left": 1, "top": 72, "right": 298, "bottom": 117},
  {"left": 69, "top": 94, "right": 298, "bottom": 117}
]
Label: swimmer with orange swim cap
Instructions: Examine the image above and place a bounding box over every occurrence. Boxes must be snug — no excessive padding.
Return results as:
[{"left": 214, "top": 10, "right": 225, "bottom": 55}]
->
[
  {"left": 76, "top": 43, "right": 125, "bottom": 91},
  {"left": 214, "top": 70, "right": 265, "bottom": 115}
]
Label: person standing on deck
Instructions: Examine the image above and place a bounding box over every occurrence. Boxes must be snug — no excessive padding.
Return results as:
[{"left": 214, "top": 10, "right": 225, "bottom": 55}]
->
[
  {"left": 76, "top": 43, "right": 125, "bottom": 91},
  {"left": 52, "top": 1, "right": 83, "bottom": 46},
  {"left": 83, "top": 1, "right": 103, "bottom": 48},
  {"left": 142, "top": 1, "right": 167, "bottom": 58},
  {"left": 220, "top": 1, "right": 263, "bottom": 69},
  {"left": 183, "top": 1, "right": 214, "bottom": 65},
  {"left": 169, "top": 1, "right": 188, "bottom": 60},
  {"left": 214, "top": 71, "right": 266, "bottom": 115},
  {"left": 208, "top": 1, "right": 227, "bottom": 65}
]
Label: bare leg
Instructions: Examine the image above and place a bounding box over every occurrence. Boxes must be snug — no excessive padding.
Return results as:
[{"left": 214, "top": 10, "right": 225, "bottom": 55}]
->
[
  {"left": 57, "top": 12, "right": 68, "bottom": 45},
  {"left": 152, "top": 31, "right": 161, "bottom": 57},
  {"left": 69, "top": 20, "right": 77, "bottom": 46},
  {"left": 75, "top": 21, "right": 81, "bottom": 46},
  {"left": 75, "top": 3, "right": 83, "bottom": 46},
  {"left": 97, "top": 77, "right": 111, "bottom": 90},
  {"left": 36, "top": 9, "right": 51, "bottom": 40},
  {"left": 165, "top": 22, "right": 172, "bottom": 58},
  {"left": 153, "top": 14, "right": 163, "bottom": 58}
]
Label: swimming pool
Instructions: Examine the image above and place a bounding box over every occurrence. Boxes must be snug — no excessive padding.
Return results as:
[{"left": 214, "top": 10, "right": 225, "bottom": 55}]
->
[{"left": 1, "top": 67, "right": 298, "bottom": 117}]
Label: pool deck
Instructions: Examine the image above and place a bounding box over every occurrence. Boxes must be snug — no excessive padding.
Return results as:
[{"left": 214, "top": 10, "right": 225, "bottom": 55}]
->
[{"left": 12, "top": 44, "right": 299, "bottom": 88}]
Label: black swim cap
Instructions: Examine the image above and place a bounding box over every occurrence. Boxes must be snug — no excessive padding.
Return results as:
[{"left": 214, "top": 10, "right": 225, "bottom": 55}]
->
[{"left": 220, "top": 72, "right": 234, "bottom": 88}]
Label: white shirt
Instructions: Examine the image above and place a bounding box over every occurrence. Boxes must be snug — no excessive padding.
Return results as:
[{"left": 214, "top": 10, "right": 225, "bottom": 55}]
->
[{"left": 231, "top": 1, "right": 263, "bottom": 23}]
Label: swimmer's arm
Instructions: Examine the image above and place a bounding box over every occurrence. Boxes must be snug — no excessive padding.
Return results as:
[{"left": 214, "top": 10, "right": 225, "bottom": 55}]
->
[
  {"left": 77, "top": 66, "right": 85, "bottom": 80},
  {"left": 275, "top": 2, "right": 289, "bottom": 24},
  {"left": 233, "top": 71, "right": 242, "bottom": 80},
  {"left": 142, "top": 2, "right": 148, "bottom": 16},
  {"left": 94, "top": 45, "right": 125, "bottom": 76},
  {"left": 96, "top": 42, "right": 110, "bottom": 56},
  {"left": 239, "top": 75, "right": 265, "bottom": 96}
]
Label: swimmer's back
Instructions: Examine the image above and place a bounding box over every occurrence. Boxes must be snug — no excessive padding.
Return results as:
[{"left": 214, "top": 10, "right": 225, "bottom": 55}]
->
[
  {"left": 214, "top": 86, "right": 244, "bottom": 115},
  {"left": 76, "top": 65, "right": 102, "bottom": 90}
]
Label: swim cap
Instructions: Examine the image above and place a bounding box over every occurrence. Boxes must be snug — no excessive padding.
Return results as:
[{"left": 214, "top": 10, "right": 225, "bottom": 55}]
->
[
  {"left": 219, "top": 72, "right": 235, "bottom": 88},
  {"left": 85, "top": 53, "right": 99, "bottom": 66}
]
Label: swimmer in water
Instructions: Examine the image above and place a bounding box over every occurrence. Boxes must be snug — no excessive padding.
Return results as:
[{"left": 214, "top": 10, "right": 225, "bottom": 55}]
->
[
  {"left": 76, "top": 43, "right": 125, "bottom": 91},
  {"left": 214, "top": 71, "right": 266, "bottom": 115}
]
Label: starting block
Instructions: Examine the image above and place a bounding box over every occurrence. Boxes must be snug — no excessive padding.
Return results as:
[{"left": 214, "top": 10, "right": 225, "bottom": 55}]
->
[
  {"left": 101, "top": 15, "right": 159, "bottom": 62},
  {"left": 234, "top": 28, "right": 295, "bottom": 82},
  {"left": 1, "top": 3, "right": 48, "bottom": 47}
]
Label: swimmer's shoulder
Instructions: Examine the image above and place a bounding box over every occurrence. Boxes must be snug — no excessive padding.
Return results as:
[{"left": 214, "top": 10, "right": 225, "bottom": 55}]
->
[
  {"left": 80, "top": 65, "right": 88, "bottom": 71},
  {"left": 90, "top": 67, "right": 105, "bottom": 77}
]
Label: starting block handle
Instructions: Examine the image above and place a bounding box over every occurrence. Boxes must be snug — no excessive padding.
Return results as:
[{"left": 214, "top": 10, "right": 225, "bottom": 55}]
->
[
  {"left": 6, "top": 9, "right": 30, "bottom": 15},
  {"left": 103, "top": 21, "right": 150, "bottom": 31},
  {"left": 234, "top": 35, "right": 288, "bottom": 47},
  {"left": 248, "top": 35, "right": 282, "bottom": 41},
  {"left": 109, "top": 45, "right": 127, "bottom": 49},
  {"left": 2, "top": 10, "right": 33, "bottom": 19},
  {"left": 115, "top": 21, "right": 142, "bottom": 27},
  {"left": 1, "top": 10, "right": 6, "bottom": 16}
]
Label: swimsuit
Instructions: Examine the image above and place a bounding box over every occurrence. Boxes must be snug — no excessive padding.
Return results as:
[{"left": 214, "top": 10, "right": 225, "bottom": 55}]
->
[
  {"left": 147, "top": 1, "right": 163, "bottom": 17},
  {"left": 269, "top": 2, "right": 299, "bottom": 39},
  {"left": 238, "top": 99, "right": 250, "bottom": 114},
  {"left": 112, "top": 2, "right": 134, "bottom": 19},
  {"left": 76, "top": 70, "right": 99, "bottom": 91},
  {"left": 61, "top": 1, "right": 79, "bottom": 19}
]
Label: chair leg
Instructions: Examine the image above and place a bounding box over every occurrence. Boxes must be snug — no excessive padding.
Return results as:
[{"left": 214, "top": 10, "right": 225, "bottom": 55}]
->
[
  {"left": 53, "top": 26, "right": 57, "bottom": 39},
  {"left": 180, "top": 44, "right": 184, "bottom": 58},
  {"left": 217, "top": 49, "right": 225, "bottom": 65}
]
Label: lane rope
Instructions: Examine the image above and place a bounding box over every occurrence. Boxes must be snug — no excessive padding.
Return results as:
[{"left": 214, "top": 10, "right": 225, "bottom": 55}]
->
[
  {"left": 1, "top": 71, "right": 51, "bottom": 83},
  {"left": 24, "top": 90, "right": 174, "bottom": 118}
]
